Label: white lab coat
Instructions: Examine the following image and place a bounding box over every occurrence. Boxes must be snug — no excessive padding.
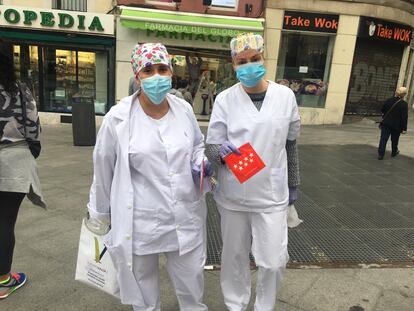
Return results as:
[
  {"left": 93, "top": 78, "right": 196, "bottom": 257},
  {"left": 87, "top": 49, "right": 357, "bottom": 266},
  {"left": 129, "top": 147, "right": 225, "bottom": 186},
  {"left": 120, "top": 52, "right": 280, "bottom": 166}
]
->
[
  {"left": 87, "top": 93, "right": 206, "bottom": 306},
  {"left": 206, "top": 81, "right": 300, "bottom": 212}
]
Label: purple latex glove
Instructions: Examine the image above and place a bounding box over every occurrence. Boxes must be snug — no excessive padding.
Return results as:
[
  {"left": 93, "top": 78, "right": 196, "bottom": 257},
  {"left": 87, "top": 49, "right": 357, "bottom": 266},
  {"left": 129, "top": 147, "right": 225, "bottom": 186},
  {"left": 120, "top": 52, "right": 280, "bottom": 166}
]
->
[
  {"left": 191, "top": 159, "right": 214, "bottom": 188},
  {"left": 289, "top": 186, "right": 298, "bottom": 205},
  {"left": 204, "top": 160, "right": 214, "bottom": 177},
  {"left": 191, "top": 166, "right": 201, "bottom": 188},
  {"left": 219, "top": 141, "right": 240, "bottom": 159}
]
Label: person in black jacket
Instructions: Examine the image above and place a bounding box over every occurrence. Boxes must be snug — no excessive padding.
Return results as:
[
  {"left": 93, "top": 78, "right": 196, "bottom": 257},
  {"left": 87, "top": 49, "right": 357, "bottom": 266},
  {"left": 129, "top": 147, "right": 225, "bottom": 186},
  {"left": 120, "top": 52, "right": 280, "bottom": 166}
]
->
[
  {"left": 0, "top": 39, "right": 45, "bottom": 299},
  {"left": 377, "top": 87, "right": 409, "bottom": 160}
]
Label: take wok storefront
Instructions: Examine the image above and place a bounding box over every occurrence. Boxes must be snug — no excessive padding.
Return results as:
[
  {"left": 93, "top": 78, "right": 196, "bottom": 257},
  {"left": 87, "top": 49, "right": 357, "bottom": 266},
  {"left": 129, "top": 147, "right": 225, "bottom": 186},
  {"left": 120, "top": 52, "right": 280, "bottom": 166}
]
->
[
  {"left": 0, "top": 6, "right": 115, "bottom": 123},
  {"left": 116, "top": 6, "right": 264, "bottom": 119},
  {"left": 344, "top": 17, "right": 413, "bottom": 116},
  {"left": 264, "top": 5, "right": 413, "bottom": 125}
]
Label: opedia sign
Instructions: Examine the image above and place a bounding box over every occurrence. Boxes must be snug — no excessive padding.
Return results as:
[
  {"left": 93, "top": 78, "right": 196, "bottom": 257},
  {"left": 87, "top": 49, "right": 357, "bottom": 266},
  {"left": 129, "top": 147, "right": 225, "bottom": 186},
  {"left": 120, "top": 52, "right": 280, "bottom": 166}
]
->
[{"left": 0, "top": 5, "right": 114, "bottom": 36}]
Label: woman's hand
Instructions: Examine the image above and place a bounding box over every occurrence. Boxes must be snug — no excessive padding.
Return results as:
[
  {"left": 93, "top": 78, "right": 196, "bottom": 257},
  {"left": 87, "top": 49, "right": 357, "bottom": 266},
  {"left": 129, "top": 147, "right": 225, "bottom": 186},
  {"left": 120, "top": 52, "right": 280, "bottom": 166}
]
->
[
  {"left": 204, "top": 160, "right": 214, "bottom": 177},
  {"left": 219, "top": 141, "right": 240, "bottom": 159},
  {"left": 191, "top": 159, "right": 214, "bottom": 188},
  {"left": 85, "top": 213, "right": 111, "bottom": 235}
]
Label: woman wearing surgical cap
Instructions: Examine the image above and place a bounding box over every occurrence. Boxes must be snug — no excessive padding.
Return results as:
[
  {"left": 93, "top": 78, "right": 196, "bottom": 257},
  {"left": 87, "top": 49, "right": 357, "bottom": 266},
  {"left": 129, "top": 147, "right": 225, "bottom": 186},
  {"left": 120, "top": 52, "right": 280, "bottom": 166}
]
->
[
  {"left": 206, "top": 33, "right": 301, "bottom": 311},
  {"left": 86, "top": 43, "right": 212, "bottom": 310}
]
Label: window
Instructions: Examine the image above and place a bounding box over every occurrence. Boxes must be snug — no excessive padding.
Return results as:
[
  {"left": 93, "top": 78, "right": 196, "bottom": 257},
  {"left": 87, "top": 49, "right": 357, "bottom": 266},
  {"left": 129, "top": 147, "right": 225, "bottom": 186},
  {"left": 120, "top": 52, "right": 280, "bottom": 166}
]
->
[
  {"left": 144, "top": 0, "right": 174, "bottom": 5},
  {"left": 52, "top": 0, "right": 87, "bottom": 12},
  {"left": 166, "top": 47, "right": 236, "bottom": 118},
  {"left": 211, "top": 0, "right": 238, "bottom": 8},
  {"left": 42, "top": 48, "right": 108, "bottom": 114},
  {"left": 276, "top": 32, "right": 335, "bottom": 108},
  {"left": 13, "top": 44, "right": 109, "bottom": 115},
  {"left": 13, "top": 45, "right": 40, "bottom": 106}
]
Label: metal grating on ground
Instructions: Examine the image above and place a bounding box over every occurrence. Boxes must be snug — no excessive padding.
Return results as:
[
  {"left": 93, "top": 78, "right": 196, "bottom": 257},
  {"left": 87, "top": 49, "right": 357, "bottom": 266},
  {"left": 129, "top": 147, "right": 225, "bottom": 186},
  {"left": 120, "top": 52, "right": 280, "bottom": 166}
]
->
[
  {"left": 205, "top": 193, "right": 222, "bottom": 268},
  {"left": 205, "top": 145, "right": 414, "bottom": 268}
]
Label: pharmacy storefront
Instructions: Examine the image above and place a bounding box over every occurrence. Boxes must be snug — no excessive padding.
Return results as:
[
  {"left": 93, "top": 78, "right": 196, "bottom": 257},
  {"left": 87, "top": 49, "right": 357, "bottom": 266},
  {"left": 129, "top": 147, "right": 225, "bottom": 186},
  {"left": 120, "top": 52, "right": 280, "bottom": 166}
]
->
[
  {"left": 116, "top": 6, "right": 264, "bottom": 119},
  {"left": 0, "top": 6, "right": 115, "bottom": 122}
]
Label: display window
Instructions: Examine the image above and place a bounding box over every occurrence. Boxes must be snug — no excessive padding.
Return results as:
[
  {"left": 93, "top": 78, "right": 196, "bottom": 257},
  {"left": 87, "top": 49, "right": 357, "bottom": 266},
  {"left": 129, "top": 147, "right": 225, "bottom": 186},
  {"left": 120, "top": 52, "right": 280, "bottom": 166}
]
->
[
  {"left": 166, "top": 47, "right": 237, "bottom": 119},
  {"left": 13, "top": 45, "right": 40, "bottom": 105},
  {"left": 276, "top": 32, "right": 335, "bottom": 108},
  {"left": 13, "top": 44, "right": 109, "bottom": 114}
]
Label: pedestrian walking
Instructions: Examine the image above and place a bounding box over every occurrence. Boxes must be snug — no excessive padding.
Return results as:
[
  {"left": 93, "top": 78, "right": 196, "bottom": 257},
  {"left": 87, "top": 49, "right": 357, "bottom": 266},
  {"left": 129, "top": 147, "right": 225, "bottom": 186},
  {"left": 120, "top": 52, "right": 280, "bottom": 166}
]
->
[
  {"left": 0, "top": 39, "right": 45, "bottom": 299},
  {"left": 205, "top": 33, "right": 301, "bottom": 311},
  {"left": 377, "top": 86, "right": 409, "bottom": 160},
  {"left": 86, "top": 43, "right": 213, "bottom": 310}
]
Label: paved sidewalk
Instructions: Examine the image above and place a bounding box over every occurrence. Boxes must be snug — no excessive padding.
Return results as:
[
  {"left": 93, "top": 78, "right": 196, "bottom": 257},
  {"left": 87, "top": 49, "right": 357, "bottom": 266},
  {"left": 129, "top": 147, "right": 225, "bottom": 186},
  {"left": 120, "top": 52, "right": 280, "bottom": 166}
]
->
[{"left": 2, "top": 112, "right": 414, "bottom": 311}]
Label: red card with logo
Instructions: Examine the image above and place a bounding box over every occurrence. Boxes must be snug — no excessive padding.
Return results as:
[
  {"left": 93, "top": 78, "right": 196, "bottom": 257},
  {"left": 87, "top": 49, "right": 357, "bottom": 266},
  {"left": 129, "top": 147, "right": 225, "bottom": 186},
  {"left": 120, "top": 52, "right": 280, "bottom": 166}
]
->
[{"left": 224, "top": 143, "right": 266, "bottom": 184}]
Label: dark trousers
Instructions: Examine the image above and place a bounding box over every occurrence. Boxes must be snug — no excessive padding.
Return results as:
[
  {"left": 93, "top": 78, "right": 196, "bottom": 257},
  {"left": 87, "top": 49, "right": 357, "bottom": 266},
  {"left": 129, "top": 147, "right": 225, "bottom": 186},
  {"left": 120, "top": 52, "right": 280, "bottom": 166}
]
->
[
  {"left": 378, "top": 126, "right": 401, "bottom": 157},
  {"left": 0, "top": 191, "right": 25, "bottom": 275}
]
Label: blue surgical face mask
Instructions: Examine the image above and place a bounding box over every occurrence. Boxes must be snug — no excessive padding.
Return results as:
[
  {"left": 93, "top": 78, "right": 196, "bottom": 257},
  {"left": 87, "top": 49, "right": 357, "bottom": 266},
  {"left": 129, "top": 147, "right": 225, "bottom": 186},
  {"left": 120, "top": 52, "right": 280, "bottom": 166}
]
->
[
  {"left": 235, "top": 62, "right": 266, "bottom": 88},
  {"left": 140, "top": 74, "right": 172, "bottom": 105}
]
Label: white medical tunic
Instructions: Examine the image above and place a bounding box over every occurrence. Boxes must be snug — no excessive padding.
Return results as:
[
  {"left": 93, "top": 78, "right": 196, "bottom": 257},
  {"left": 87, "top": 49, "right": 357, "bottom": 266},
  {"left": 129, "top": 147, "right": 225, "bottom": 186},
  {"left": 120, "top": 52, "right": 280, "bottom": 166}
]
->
[
  {"left": 128, "top": 98, "right": 205, "bottom": 256},
  {"left": 206, "top": 81, "right": 300, "bottom": 212}
]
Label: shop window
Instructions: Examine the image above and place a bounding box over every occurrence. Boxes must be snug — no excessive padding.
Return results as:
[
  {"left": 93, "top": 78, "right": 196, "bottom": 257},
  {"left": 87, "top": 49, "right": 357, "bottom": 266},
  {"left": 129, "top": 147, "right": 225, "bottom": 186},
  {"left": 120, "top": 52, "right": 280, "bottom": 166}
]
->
[
  {"left": 276, "top": 33, "right": 335, "bottom": 108},
  {"left": 167, "top": 47, "right": 236, "bottom": 119},
  {"left": 13, "top": 45, "right": 40, "bottom": 107},
  {"left": 12, "top": 43, "right": 111, "bottom": 115},
  {"left": 52, "top": 0, "right": 87, "bottom": 12},
  {"left": 42, "top": 48, "right": 108, "bottom": 114}
]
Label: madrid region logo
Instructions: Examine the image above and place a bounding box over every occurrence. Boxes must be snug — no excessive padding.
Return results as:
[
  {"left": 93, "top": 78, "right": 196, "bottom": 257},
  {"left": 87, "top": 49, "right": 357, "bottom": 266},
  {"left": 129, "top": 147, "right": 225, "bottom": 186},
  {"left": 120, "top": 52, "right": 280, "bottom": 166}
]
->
[{"left": 369, "top": 21, "right": 376, "bottom": 36}]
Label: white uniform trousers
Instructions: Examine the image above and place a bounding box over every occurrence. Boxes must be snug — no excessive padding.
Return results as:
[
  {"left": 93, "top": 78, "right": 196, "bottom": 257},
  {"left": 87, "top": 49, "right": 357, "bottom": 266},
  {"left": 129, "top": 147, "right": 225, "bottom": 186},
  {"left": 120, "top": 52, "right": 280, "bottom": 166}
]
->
[
  {"left": 218, "top": 205, "right": 289, "bottom": 311},
  {"left": 132, "top": 243, "right": 208, "bottom": 311}
]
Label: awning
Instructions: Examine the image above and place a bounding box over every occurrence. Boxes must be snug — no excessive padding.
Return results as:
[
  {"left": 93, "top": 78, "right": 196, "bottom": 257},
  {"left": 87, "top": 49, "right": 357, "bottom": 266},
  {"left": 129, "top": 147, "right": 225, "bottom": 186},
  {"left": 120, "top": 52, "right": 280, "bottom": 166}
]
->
[{"left": 120, "top": 6, "right": 264, "bottom": 38}]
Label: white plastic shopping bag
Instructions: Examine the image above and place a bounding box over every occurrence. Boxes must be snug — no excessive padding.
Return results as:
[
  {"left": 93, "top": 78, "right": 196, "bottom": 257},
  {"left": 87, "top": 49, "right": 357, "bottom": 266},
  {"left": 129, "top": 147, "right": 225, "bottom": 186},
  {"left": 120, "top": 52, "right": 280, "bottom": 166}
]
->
[
  {"left": 287, "top": 204, "right": 303, "bottom": 228},
  {"left": 75, "top": 218, "right": 119, "bottom": 298}
]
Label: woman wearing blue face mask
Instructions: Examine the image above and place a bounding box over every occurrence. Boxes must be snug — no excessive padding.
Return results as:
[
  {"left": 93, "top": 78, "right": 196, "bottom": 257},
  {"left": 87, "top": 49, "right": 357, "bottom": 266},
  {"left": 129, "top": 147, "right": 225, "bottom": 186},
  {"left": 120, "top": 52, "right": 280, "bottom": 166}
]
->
[
  {"left": 206, "top": 33, "right": 301, "bottom": 311},
  {"left": 86, "top": 43, "right": 213, "bottom": 310}
]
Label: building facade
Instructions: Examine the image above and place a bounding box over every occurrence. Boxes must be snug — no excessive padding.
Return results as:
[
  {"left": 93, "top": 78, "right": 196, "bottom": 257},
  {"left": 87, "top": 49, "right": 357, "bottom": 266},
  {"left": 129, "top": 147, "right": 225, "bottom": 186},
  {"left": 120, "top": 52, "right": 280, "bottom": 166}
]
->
[
  {"left": 0, "top": 0, "right": 116, "bottom": 124},
  {"left": 265, "top": 0, "right": 414, "bottom": 124},
  {"left": 3, "top": 0, "right": 412, "bottom": 125},
  {"left": 115, "top": 0, "right": 265, "bottom": 120}
]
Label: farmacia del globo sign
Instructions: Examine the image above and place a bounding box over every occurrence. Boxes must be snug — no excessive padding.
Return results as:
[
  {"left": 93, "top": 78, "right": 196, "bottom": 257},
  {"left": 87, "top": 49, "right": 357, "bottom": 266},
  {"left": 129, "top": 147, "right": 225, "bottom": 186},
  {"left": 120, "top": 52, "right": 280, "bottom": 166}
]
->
[{"left": 0, "top": 7, "right": 105, "bottom": 32}]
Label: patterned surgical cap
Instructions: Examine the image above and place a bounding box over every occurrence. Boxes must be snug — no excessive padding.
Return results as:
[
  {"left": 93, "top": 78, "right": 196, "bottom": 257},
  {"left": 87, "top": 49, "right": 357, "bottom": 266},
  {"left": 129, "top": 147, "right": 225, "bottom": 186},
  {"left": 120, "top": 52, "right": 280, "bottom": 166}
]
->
[
  {"left": 131, "top": 43, "right": 172, "bottom": 77},
  {"left": 230, "top": 33, "right": 264, "bottom": 57}
]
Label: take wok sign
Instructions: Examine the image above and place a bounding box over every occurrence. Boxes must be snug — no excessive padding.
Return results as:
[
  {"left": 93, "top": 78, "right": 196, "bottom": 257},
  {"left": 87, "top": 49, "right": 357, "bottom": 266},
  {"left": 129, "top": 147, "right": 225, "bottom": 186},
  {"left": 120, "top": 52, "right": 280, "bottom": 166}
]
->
[
  {"left": 0, "top": 6, "right": 114, "bottom": 36},
  {"left": 358, "top": 17, "right": 412, "bottom": 45},
  {"left": 283, "top": 11, "right": 339, "bottom": 33}
]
